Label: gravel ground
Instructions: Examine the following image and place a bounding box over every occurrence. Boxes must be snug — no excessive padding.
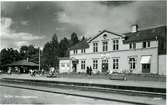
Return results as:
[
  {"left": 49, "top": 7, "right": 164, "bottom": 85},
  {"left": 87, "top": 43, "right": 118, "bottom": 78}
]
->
[{"left": 0, "top": 86, "right": 134, "bottom": 105}]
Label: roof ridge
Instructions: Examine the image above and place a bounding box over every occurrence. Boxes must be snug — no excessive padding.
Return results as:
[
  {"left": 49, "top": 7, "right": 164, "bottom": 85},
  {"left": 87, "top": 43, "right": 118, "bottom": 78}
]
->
[{"left": 138, "top": 25, "right": 166, "bottom": 31}]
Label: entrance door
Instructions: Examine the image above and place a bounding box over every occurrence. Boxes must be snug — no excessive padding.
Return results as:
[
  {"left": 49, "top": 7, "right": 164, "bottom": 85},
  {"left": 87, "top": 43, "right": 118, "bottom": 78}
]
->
[
  {"left": 72, "top": 64, "right": 77, "bottom": 72},
  {"left": 142, "top": 64, "right": 150, "bottom": 73},
  {"left": 102, "top": 60, "right": 108, "bottom": 72}
]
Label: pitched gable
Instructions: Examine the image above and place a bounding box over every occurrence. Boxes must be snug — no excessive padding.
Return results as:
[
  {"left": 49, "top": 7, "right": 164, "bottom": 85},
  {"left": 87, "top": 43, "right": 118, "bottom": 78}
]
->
[{"left": 88, "top": 30, "right": 124, "bottom": 43}]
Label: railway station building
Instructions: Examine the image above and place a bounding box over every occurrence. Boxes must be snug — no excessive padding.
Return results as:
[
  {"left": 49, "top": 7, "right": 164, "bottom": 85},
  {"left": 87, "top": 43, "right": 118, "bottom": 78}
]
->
[{"left": 60, "top": 25, "right": 166, "bottom": 75}]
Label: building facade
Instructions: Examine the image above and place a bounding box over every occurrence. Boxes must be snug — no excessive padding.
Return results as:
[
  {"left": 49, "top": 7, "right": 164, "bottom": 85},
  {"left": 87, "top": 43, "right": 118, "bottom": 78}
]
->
[
  {"left": 59, "top": 57, "right": 71, "bottom": 73},
  {"left": 67, "top": 25, "right": 166, "bottom": 75}
]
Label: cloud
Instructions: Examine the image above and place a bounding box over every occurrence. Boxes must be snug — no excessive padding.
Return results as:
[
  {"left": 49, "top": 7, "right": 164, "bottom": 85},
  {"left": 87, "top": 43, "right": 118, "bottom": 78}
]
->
[
  {"left": 0, "top": 17, "right": 44, "bottom": 50},
  {"left": 57, "top": 1, "right": 166, "bottom": 37},
  {"left": 20, "top": 20, "right": 29, "bottom": 26}
]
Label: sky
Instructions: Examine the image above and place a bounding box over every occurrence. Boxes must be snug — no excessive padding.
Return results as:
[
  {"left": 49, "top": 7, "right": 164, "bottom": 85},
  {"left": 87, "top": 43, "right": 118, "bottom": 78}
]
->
[{"left": 0, "top": 1, "right": 166, "bottom": 50}]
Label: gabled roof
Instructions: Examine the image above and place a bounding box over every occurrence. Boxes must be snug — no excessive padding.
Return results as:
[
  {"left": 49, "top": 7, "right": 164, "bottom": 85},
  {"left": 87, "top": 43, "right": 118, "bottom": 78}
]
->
[
  {"left": 88, "top": 30, "right": 124, "bottom": 43},
  {"left": 8, "top": 60, "right": 39, "bottom": 67},
  {"left": 69, "top": 40, "right": 89, "bottom": 50},
  {"left": 123, "top": 25, "right": 166, "bottom": 43}
]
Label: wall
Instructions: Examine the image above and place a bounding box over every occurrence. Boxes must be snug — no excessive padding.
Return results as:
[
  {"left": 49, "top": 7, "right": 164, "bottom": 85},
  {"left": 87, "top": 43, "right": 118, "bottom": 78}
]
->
[
  {"left": 59, "top": 60, "right": 71, "bottom": 73},
  {"left": 159, "top": 55, "right": 166, "bottom": 75},
  {"left": 70, "top": 47, "right": 158, "bottom": 74}
]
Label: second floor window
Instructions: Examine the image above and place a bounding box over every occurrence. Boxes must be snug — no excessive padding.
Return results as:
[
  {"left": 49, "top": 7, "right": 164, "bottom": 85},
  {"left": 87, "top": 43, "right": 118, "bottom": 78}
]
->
[
  {"left": 103, "top": 41, "right": 108, "bottom": 52},
  {"left": 129, "top": 43, "right": 136, "bottom": 49},
  {"left": 81, "top": 60, "right": 85, "bottom": 70},
  {"left": 143, "top": 41, "right": 150, "bottom": 48},
  {"left": 81, "top": 49, "right": 85, "bottom": 53},
  {"left": 93, "top": 42, "right": 98, "bottom": 52},
  {"left": 74, "top": 50, "right": 78, "bottom": 54},
  {"left": 113, "top": 40, "right": 119, "bottom": 50},
  {"left": 93, "top": 60, "right": 98, "bottom": 69}
]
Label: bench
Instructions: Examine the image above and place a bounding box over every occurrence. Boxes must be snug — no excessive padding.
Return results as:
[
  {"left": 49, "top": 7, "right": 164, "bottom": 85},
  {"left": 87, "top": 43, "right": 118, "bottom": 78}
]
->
[{"left": 109, "top": 73, "right": 127, "bottom": 80}]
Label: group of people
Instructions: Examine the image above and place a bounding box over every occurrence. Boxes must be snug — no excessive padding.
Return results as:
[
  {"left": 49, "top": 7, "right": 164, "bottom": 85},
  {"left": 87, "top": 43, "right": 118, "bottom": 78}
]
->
[
  {"left": 86, "top": 66, "right": 92, "bottom": 75},
  {"left": 29, "top": 69, "right": 36, "bottom": 77}
]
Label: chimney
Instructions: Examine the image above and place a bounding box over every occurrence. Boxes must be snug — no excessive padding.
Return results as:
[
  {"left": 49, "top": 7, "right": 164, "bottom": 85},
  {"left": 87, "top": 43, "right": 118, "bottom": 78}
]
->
[{"left": 131, "top": 24, "right": 138, "bottom": 33}]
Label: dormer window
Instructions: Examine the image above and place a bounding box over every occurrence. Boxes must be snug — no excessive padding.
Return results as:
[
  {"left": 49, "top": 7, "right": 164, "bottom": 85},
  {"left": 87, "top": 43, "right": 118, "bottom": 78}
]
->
[
  {"left": 143, "top": 41, "right": 150, "bottom": 48},
  {"left": 129, "top": 43, "right": 136, "bottom": 49},
  {"left": 81, "top": 49, "right": 85, "bottom": 53},
  {"left": 74, "top": 50, "right": 78, "bottom": 54}
]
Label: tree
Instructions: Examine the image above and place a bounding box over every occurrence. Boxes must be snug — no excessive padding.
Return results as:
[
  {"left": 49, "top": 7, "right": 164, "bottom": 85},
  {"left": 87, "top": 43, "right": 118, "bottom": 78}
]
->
[
  {"left": 70, "top": 32, "right": 79, "bottom": 46},
  {"left": 0, "top": 48, "right": 21, "bottom": 65},
  {"left": 59, "top": 37, "right": 70, "bottom": 57},
  {"left": 81, "top": 36, "right": 86, "bottom": 41},
  {"left": 20, "top": 45, "right": 28, "bottom": 59},
  {"left": 42, "top": 33, "right": 60, "bottom": 68}
]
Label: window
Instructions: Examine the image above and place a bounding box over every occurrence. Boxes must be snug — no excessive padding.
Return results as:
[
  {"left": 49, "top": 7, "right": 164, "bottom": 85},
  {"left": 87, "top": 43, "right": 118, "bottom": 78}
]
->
[
  {"left": 81, "top": 49, "right": 85, "bottom": 53},
  {"left": 103, "top": 41, "right": 108, "bottom": 52},
  {"left": 113, "top": 58, "right": 119, "bottom": 69},
  {"left": 67, "top": 64, "right": 70, "bottom": 67},
  {"left": 143, "top": 41, "right": 150, "bottom": 48},
  {"left": 129, "top": 43, "right": 136, "bottom": 49},
  {"left": 148, "top": 41, "right": 150, "bottom": 47},
  {"left": 93, "top": 60, "right": 98, "bottom": 69},
  {"left": 129, "top": 58, "right": 136, "bottom": 69},
  {"left": 81, "top": 60, "right": 86, "bottom": 70},
  {"left": 74, "top": 50, "right": 78, "bottom": 54},
  {"left": 61, "top": 63, "right": 65, "bottom": 67},
  {"left": 93, "top": 42, "right": 98, "bottom": 52},
  {"left": 113, "top": 40, "right": 119, "bottom": 50}
]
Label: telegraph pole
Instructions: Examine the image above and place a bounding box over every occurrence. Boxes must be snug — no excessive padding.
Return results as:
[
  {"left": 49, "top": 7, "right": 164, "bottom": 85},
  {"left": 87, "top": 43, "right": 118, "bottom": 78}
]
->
[{"left": 39, "top": 47, "right": 40, "bottom": 71}]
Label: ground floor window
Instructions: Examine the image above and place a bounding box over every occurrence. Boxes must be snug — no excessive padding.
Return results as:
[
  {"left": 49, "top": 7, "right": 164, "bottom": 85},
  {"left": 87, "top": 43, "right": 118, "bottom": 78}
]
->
[
  {"left": 142, "top": 64, "right": 150, "bottom": 73},
  {"left": 113, "top": 58, "right": 119, "bottom": 69},
  {"left": 93, "top": 60, "right": 98, "bottom": 69},
  {"left": 81, "top": 60, "right": 86, "bottom": 70},
  {"left": 61, "top": 63, "right": 65, "bottom": 67},
  {"left": 129, "top": 58, "right": 136, "bottom": 70}
]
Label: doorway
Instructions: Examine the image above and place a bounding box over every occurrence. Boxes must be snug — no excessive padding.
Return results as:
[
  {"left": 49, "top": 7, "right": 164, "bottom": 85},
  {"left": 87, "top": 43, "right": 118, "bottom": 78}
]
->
[{"left": 102, "top": 59, "right": 108, "bottom": 72}]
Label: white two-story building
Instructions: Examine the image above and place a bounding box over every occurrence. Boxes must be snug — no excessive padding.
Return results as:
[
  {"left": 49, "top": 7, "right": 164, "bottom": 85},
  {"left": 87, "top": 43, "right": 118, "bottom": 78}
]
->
[{"left": 60, "top": 25, "right": 166, "bottom": 75}]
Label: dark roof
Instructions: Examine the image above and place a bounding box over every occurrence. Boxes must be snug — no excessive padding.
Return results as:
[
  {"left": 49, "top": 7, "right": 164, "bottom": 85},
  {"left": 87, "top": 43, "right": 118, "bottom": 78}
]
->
[
  {"left": 88, "top": 30, "right": 124, "bottom": 42},
  {"left": 58, "top": 57, "right": 70, "bottom": 60},
  {"left": 8, "top": 60, "right": 39, "bottom": 67},
  {"left": 69, "top": 40, "right": 89, "bottom": 50},
  {"left": 123, "top": 25, "right": 166, "bottom": 43}
]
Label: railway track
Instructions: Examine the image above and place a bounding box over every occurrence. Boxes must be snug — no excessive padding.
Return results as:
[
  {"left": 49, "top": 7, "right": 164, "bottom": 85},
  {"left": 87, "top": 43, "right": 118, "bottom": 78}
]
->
[{"left": 0, "top": 78, "right": 165, "bottom": 99}]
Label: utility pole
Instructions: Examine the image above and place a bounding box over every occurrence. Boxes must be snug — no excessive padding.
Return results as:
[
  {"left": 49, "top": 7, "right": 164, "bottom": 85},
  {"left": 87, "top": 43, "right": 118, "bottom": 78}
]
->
[
  {"left": 156, "top": 36, "right": 159, "bottom": 75},
  {"left": 39, "top": 47, "right": 40, "bottom": 71}
]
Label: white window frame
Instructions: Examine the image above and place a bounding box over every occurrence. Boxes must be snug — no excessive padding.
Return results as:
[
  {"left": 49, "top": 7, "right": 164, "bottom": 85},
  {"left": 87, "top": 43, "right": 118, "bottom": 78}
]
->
[
  {"left": 102, "top": 41, "right": 108, "bottom": 52},
  {"left": 93, "top": 60, "right": 98, "bottom": 69},
  {"left": 81, "top": 49, "right": 85, "bottom": 53},
  {"left": 129, "top": 57, "right": 136, "bottom": 70},
  {"left": 113, "top": 58, "right": 119, "bottom": 69},
  {"left": 143, "top": 41, "right": 150, "bottom": 48},
  {"left": 73, "top": 50, "right": 78, "bottom": 54},
  {"left": 93, "top": 42, "right": 98, "bottom": 52},
  {"left": 81, "top": 60, "right": 86, "bottom": 70},
  {"left": 129, "top": 43, "right": 136, "bottom": 49},
  {"left": 113, "top": 40, "right": 119, "bottom": 50}
]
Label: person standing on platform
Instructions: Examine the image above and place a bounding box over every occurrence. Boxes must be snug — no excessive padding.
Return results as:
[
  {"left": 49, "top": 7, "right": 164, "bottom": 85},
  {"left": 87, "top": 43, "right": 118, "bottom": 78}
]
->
[{"left": 89, "top": 66, "right": 92, "bottom": 76}]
